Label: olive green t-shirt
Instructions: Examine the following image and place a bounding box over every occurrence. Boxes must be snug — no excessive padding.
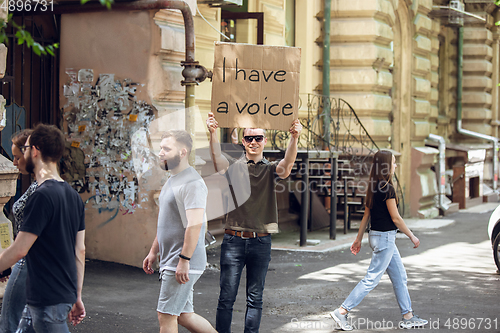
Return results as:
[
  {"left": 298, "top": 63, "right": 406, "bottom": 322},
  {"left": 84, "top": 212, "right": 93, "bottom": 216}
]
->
[{"left": 224, "top": 155, "right": 280, "bottom": 233}]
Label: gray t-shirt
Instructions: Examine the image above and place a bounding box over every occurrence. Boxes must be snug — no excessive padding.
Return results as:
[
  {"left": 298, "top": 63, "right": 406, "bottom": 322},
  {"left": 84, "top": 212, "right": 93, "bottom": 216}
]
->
[{"left": 157, "top": 166, "right": 208, "bottom": 274}]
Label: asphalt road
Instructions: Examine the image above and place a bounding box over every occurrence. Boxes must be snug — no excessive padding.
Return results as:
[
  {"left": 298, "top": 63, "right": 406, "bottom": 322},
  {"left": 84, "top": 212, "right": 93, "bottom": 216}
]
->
[{"left": 70, "top": 206, "right": 500, "bottom": 333}]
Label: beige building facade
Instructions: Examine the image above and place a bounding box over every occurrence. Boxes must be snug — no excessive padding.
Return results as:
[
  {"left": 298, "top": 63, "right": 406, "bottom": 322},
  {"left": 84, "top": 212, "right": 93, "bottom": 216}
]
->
[{"left": 2, "top": 0, "right": 492, "bottom": 267}]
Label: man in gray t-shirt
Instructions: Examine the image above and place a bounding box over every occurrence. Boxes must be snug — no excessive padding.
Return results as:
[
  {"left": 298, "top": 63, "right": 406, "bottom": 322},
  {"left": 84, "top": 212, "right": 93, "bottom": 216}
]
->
[{"left": 143, "top": 130, "right": 216, "bottom": 333}]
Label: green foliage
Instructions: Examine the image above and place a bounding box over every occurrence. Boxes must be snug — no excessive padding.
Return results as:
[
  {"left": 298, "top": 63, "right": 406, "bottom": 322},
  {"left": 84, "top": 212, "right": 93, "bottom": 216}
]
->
[
  {"left": 496, "top": 2, "right": 500, "bottom": 28},
  {"left": 0, "top": 0, "right": 113, "bottom": 56},
  {"left": 81, "top": 0, "right": 114, "bottom": 10},
  {"left": 0, "top": 14, "right": 59, "bottom": 56},
  {"left": 10, "top": 17, "right": 59, "bottom": 56}
]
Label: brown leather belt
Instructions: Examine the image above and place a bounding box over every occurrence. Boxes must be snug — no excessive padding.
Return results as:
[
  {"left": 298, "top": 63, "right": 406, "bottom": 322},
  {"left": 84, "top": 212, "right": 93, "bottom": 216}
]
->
[{"left": 225, "top": 229, "right": 270, "bottom": 239}]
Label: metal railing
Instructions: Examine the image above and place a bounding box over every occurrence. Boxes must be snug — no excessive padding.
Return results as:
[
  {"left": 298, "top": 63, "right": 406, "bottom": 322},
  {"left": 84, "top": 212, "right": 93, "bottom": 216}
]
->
[{"left": 270, "top": 93, "right": 405, "bottom": 216}]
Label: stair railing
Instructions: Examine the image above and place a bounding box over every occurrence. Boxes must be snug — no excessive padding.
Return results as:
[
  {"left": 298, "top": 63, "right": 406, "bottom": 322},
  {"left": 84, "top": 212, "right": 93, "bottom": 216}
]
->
[{"left": 269, "top": 93, "right": 405, "bottom": 216}]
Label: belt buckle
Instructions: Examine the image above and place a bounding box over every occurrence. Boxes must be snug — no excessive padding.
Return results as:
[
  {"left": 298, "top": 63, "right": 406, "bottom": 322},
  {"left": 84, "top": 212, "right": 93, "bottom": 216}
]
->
[{"left": 240, "top": 232, "right": 256, "bottom": 239}]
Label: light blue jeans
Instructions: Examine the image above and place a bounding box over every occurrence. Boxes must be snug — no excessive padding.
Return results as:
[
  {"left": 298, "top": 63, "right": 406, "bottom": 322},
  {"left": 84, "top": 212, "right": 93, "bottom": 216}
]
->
[
  {"left": 0, "top": 258, "right": 28, "bottom": 333},
  {"left": 341, "top": 230, "right": 413, "bottom": 316}
]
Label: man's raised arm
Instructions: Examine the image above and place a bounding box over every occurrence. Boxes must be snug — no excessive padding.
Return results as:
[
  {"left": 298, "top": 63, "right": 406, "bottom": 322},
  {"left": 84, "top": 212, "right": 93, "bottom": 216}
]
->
[
  {"left": 207, "top": 112, "right": 229, "bottom": 173},
  {"left": 276, "top": 119, "right": 302, "bottom": 179}
]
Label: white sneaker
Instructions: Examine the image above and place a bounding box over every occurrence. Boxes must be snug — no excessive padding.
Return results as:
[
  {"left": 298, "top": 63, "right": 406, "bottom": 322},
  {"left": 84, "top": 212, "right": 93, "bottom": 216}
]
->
[
  {"left": 399, "top": 315, "right": 428, "bottom": 329},
  {"left": 330, "top": 308, "right": 353, "bottom": 331}
]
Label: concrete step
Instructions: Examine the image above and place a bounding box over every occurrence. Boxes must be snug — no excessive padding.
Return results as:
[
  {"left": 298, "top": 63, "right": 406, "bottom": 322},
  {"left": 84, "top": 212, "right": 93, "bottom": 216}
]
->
[
  {"left": 465, "top": 196, "right": 483, "bottom": 209},
  {"left": 443, "top": 202, "right": 459, "bottom": 216},
  {"left": 483, "top": 192, "right": 499, "bottom": 203}
]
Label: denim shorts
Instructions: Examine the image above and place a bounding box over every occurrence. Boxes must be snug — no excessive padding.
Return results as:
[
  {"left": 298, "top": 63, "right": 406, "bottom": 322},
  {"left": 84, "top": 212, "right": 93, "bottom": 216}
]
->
[{"left": 157, "top": 270, "right": 201, "bottom": 316}]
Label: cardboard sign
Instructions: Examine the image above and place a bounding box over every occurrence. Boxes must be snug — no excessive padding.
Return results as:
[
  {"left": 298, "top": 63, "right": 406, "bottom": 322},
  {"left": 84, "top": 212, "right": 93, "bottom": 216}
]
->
[{"left": 211, "top": 42, "right": 301, "bottom": 131}]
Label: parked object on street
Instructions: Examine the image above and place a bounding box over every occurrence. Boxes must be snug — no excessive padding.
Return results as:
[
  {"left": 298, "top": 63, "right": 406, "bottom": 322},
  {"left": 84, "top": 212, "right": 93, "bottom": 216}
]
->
[{"left": 487, "top": 204, "right": 500, "bottom": 271}]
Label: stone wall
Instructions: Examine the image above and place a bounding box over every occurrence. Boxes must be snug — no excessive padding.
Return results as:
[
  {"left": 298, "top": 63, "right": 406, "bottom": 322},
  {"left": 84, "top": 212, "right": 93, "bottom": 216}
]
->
[{"left": 329, "top": 0, "right": 394, "bottom": 144}]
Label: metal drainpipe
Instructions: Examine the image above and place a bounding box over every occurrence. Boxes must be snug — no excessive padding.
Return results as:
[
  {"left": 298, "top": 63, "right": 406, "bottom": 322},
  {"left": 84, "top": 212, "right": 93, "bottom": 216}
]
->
[
  {"left": 45, "top": 0, "right": 209, "bottom": 136},
  {"left": 322, "top": 0, "right": 336, "bottom": 240},
  {"left": 457, "top": 27, "right": 498, "bottom": 191},
  {"left": 427, "top": 134, "right": 446, "bottom": 213},
  {"left": 322, "top": 0, "right": 331, "bottom": 147}
]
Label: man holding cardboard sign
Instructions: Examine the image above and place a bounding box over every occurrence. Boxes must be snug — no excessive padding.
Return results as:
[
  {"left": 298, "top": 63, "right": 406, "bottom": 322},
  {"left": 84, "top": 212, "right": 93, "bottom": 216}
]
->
[
  {"left": 207, "top": 110, "right": 302, "bottom": 333},
  {"left": 209, "top": 42, "right": 302, "bottom": 333}
]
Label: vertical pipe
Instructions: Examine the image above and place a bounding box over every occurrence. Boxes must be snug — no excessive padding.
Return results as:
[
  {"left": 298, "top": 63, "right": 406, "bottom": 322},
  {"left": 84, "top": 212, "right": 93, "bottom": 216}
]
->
[
  {"left": 492, "top": 17, "right": 500, "bottom": 139},
  {"left": 428, "top": 134, "right": 446, "bottom": 213},
  {"left": 330, "top": 155, "right": 337, "bottom": 239},
  {"left": 185, "top": 84, "right": 196, "bottom": 165},
  {"left": 494, "top": 141, "right": 499, "bottom": 190},
  {"left": 300, "top": 156, "right": 309, "bottom": 246},
  {"left": 343, "top": 177, "right": 348, "bottom": 234},
  {"left": 457, "top": 27, "right": 498, "bottom": 191},
  {"left": 457, "top": 27, "right": 463, "bottom": 123},
  {"left": 322, "top": 0, "right": 331, "bottom": 146}
]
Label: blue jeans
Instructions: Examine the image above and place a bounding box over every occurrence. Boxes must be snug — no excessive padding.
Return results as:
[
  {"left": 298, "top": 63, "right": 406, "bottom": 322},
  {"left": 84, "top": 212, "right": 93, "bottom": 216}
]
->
[
  {"left": 17, "top": 304, "right": 72, "bottom": 333},
  {"left": 216, "top": 233, "right": 272, "bottom": 333},
  {"left": 15, "top": 307, "right": 34, "bottom": 333},
  {"left": 342, "top": 230, "right": 413, "bottom": 315},
  {"left": 0, "top": 259, "right": 28, "bottom": 333}
]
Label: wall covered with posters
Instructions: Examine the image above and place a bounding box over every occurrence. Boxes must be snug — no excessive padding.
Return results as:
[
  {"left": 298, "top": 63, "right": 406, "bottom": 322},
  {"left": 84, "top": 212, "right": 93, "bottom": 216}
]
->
[
  {"left": 59, "top": 11, "right": 166, "bottom": 267},
  {"left": 61, "top": 68, "right": 166, "bottom": 268},
  {"left": 62, "top": 69, "right": 158, "bottom": 215}
]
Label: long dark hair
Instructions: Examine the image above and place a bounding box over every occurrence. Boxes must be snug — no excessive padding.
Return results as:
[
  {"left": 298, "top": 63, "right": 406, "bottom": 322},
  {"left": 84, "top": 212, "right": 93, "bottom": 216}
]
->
[
  {"left": 365, "top": 150, "right": 398, "bottom": 209},
  {"left": 11, "top": 129, "right": 33, "bottom": 148}
]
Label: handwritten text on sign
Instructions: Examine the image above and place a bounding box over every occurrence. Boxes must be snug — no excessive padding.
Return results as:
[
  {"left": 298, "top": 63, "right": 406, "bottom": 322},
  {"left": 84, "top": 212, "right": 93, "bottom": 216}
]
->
[{"left": 211, "top": 42, "right": 301, "bottom": 131}]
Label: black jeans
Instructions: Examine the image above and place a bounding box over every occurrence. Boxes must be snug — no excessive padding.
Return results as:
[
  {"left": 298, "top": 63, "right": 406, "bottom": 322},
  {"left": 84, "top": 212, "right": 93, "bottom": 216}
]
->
[{"left": 216, "top": 233, "right": 272, "bottom": 333}]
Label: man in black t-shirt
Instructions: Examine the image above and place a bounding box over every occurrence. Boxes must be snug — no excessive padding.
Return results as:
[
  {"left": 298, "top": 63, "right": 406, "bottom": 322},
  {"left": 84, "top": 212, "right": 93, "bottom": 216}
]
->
[{"left": 0, "top": 124, "right": 85, "bottom": 333}]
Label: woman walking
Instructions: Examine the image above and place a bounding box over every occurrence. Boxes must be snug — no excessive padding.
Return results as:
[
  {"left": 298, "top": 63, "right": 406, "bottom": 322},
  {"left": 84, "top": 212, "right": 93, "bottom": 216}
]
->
[
  {"left": 0, "top": 129, "right": 38, "bottom": 333},
  {"left": 330, "top": 150, "right": 428, "bottom": 331}
]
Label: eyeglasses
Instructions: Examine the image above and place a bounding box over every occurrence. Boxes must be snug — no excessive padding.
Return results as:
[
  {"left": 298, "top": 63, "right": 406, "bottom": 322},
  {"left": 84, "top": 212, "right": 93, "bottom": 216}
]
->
[
  {"left": 243, "top": 135, "right": 265, "bottom": 143},
  {"left": 19, "top": 145, "right": 32, "bottom": 154}
]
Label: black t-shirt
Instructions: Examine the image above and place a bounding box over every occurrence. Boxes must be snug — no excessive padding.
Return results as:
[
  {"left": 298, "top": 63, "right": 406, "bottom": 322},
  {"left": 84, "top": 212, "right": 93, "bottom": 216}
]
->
[
  {"left": 21, "top": 180, "right": 85, "bottom": 307},
  {"left": 224, "top": 155, "right": 280, "bottom": 233},
  {"left": 369, "top": 181, "right": 397, "bottom": 232}
]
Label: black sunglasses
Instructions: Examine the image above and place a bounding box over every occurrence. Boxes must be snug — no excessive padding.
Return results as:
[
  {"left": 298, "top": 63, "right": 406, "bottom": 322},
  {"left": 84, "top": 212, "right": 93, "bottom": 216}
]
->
[
  {"left": 243, "top": 135, "right": 265, "bottom": 143},
  {"left": 19, "top": 145, "right": 32, "bottom": 154}
]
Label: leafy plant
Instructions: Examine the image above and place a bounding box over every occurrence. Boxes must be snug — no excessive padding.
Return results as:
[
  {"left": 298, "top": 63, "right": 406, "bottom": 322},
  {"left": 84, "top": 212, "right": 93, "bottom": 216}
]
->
[
  {"left": 81, "top": 0, "right": 114, "bottom": 10},
  {"left": 497, "top": 1, "right": 500, "bottom": 25},
  {"left": 0, "top": 0, "right": 113, "bottom": 56},
  {"left": 0, "top": 14, "right": 58, "bottom": 56}
]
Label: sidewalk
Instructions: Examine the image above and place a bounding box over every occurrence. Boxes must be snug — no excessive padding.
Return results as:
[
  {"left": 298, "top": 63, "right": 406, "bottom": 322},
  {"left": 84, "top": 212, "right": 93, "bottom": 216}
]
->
[
  {"left": 271, "top": 223, "right": 366, "bottom": 252},
  {"left": 268, "top": 202, "right": 500, "bottom": 252},
  {"left": 210, "top": 214, "right": 460, "bottom": 254},
  {"left": 268, "top": 216, "right": 456, "bottom": 253}
]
